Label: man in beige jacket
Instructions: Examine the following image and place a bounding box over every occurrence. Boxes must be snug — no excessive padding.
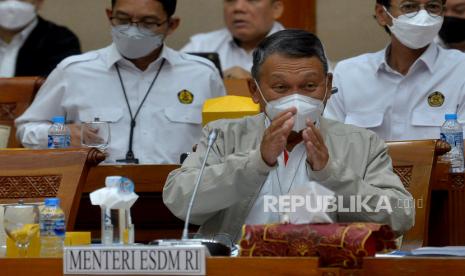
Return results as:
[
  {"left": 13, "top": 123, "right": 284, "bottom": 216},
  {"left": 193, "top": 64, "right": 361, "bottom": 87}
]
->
[{"left": 163, "top": 30, "right": 414, "bottom": 242}]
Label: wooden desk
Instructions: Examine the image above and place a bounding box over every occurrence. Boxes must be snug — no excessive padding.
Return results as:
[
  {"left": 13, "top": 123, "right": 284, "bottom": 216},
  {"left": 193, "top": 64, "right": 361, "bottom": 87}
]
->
[
  {"left": 0, "top": 257, "right": 344, "bottom": 276},
  {"left": 83, "top": 164, "right": 179, "bottom": 193},
  {"left": 4, "top": 256, "right": 465, "bottom": 275},
  {"left": 74, "top": 165, "right": 184, "bottom": 243},
  {"left": 363, "top": 257, "right": 465, "bottom": 275},
  {"left": 430, "top": 161, "right": 465, "bottom": 246},
  {"left": 74, "top": 162, "right": 465, "bottom": 246}
]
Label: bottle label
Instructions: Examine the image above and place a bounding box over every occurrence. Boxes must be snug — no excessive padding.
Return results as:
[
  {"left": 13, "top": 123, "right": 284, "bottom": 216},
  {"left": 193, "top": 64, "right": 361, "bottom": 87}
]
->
[
  {"left": 40, "top": 218, "right": 65, "bottom": 237},
  {"left": 440, "top": 131, "right": 464, "bottom": 172},
  {"left": 104, "top": 210, "right": 112, "bottom": 227},
  {"left": 54, "top": 219, "right": 66, "bottom": 236},
  {"left": 48, "top": 135, "right": 70, "bottom": 148},
  {"left": 440, "top": 132, "right": 464, "bottom": 150}
]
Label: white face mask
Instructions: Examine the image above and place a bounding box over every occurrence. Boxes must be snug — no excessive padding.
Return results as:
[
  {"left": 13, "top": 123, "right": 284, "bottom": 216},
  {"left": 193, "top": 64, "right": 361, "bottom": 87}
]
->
[
  {"left": 255, "top": 80, "right": 328, "bottom": 132},
  {"left": 0, "top": 0, "right": 36, "bottom": 30},
  {"left": 385, "top": 8, "right": 444, "bottom": 49},
  {"left": 111, "top": 25, "right": 164, "bottom": 59}
]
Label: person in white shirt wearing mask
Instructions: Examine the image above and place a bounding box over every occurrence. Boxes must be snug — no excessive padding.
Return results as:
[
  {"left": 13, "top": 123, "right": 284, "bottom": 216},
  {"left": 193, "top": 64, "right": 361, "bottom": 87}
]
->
[
  {"left": 325, "top": 0, "right": 465, "bottom": 141},
  {"left": 438, "top": 0, "right": 465, "bottom": 51},
  {"left": 181, "top": 0, "right": 284, "bottom": 79},
  {"left": 0, "top": 0, "right": 80, "bottom": 77},
  {"left": 16, "top": 0, "right": 225, "bottom": 164},
  {"left": 163, "top": 30, "right": 414, "bottom": 241}
]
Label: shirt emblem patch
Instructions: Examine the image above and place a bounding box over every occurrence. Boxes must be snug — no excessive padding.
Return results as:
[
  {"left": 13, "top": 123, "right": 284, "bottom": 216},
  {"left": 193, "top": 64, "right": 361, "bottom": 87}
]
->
[
  {"left": 428, "top": 91, "right": 445, "bottom": 107},
  {"left": 178, "top": 90, "right": 194, "bottom": 104},
  {"left": 178, "top": 89, "right": 194, "bottom": 104}
]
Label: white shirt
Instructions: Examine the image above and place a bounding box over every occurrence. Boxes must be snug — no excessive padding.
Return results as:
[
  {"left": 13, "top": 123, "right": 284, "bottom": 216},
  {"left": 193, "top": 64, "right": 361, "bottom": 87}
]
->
[
  {"left": 181, "top": 22, "right": 284, "bottom": 71},
  {"left": 245, "top": 120, "right": 335, "bottom": 225},
  {"left": 15, "top": 44, "right": 226, "bottom": 164},
  {"left": 324, "top": 42, "right": 465, "bottom": 141},
  {"left": 0, "top": 18, "right": 38, "bottom": 77}
]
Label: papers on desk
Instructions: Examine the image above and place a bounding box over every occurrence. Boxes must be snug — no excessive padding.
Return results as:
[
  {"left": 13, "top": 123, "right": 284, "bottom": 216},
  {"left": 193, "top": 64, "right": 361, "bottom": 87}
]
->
[
  {"left": 376, "top": 247, "right": 465, "bottom": 257},
  {"left": 411, "top": 246, "right": 465, "bottom": 256},
  {"left": 375, "top": 250, "right": 411, "bottom": 258}
]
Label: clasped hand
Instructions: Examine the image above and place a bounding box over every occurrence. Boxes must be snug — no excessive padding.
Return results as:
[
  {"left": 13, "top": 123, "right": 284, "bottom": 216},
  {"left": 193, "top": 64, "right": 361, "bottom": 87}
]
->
[{"left": 260, "top": 107, "right": 329, "bottom": 171}]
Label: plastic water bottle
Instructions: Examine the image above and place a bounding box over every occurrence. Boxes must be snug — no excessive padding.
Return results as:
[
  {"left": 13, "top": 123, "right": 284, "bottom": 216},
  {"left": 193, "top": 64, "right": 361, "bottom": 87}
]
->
[
  {"left": 48, "top": 116, "right": 70, "bottom": 148},
  {"left": 101, "top": 176, "right": 120, "bottom": 245},
  {"left": 440, "top": 114, "right": 465, "bottom": 173},
  {"left": 100, "top": 176, "right": 136, "bottom": 245},
  {"left": 40, "top": 198, "right": 66, "bottom": 257}
]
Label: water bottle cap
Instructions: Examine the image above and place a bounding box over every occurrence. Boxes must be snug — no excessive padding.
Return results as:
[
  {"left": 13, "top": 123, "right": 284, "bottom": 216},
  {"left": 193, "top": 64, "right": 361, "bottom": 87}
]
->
[
  {"left": 52, "top": 116, "right": 65, "bottom": 124},
  {"left": 445, "top": 114, "right": 458, "bottom": 120},
  {"left": 44, "top": 198, "right": 60, "bottom": 206},
  {"left": 120, "top": 177, "right": 135, "bottom": 193},
  {"left": 105, "top": 176, "right": 122, "bottom": 187}
]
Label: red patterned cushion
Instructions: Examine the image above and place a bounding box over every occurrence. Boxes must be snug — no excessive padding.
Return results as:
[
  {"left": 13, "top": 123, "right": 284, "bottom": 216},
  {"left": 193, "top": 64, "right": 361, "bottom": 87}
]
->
[{"left": 239, "top": 223, "right": 396, "bottom": 268}]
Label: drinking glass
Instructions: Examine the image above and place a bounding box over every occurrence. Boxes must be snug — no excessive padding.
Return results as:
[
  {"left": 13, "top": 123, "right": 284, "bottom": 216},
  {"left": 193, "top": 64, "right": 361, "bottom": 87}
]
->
[
  {"left": 81, "top": 118, "right": 111, "bottom": 151},
  {"left": 3, "top": 202, "right": 40, "bottom": 257},
  {"left": 0, "top": 205, "right": 6, "bottom": 257}
]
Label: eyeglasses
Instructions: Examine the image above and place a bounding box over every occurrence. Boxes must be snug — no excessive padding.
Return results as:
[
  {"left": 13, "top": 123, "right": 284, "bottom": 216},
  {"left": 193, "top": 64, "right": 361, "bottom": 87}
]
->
[
  {"left": 110, "top": 16, "right": 168, "bottom": 34},
  {"left": 394, "top": 1, "right": 445, "bottom": 17}
]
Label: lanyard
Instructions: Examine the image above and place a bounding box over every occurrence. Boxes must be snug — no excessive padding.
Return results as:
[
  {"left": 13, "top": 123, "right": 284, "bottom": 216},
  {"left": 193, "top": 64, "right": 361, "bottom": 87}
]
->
[
  {"left": 274, "top": 149, "right": 306, "bottom": 223},
  {"left": 275, "top": 150, "right": 307, "bottom": 196},
  {"left": 115, "top": 59, "right": 166, "bottom": 164}
]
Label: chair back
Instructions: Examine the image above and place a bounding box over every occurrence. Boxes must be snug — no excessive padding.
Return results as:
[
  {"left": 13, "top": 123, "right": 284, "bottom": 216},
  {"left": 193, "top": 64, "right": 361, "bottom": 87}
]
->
[
  {"left": 224, "top": 79, "right": 252, "bottom": 97},
  {"left": 0, "top": 77, "right": 44, "bottom": 148},
  {"left": 387, "top": 139, "right": 449, "bottom": 250},
  {"left": 0, "top": 148, "right": 105, "bottom": 230}
]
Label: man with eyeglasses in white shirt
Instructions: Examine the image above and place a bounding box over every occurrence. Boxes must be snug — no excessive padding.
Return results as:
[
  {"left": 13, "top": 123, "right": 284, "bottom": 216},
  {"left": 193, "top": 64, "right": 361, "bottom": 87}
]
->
[
  {"left": 16, "top": 0, "right": 225, "bottom": 164},
  {"left": 325, "top": 0, "right": 465, "bottom": 141}
]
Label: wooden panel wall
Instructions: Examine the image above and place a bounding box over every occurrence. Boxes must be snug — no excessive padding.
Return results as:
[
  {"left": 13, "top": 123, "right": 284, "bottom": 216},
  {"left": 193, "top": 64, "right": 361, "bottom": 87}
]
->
[{"left": 280, "top": 0, "right": 316, "bottom": 33}]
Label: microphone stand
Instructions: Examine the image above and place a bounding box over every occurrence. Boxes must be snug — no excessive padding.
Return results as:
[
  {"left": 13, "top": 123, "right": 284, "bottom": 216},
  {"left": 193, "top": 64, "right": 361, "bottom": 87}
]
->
[
  {"left": 152, "top": 129, "right": 230, "bottom": 256},
  {"left": 182, "top": 128, "right": 218, "bottom": 240}
]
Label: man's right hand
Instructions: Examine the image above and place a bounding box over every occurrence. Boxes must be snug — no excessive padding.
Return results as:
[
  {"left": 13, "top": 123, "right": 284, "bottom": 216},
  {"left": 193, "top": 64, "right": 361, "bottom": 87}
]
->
[{"left": 260, "top": 107, "right": 296, "bottom": 166}]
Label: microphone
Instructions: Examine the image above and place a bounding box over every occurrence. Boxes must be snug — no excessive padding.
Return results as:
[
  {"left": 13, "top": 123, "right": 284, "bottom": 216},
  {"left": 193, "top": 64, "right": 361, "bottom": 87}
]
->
[
  {"left": 152, "top": 128, "right": 230, "bottom": 256},
  {"left": 182, "top": 128, "right": 219, "bottom": 240},
  {"left": 207, "top": 128, "right": 219, "bottom": 147}
]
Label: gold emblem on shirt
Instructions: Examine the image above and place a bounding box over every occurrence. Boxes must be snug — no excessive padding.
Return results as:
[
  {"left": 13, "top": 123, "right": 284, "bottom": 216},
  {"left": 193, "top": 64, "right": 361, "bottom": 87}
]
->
[
  {"left": 428, "top": 91, "right": 445, "bottom": 107},
  {"left": 178, "top": 90, "right": 194, "bottom": 104}
]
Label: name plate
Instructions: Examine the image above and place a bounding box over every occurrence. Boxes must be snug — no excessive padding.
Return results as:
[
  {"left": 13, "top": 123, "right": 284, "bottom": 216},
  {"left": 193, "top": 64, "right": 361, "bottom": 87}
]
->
[{"left": 63, "top": 245, "right": 207, "bottom": 275}]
